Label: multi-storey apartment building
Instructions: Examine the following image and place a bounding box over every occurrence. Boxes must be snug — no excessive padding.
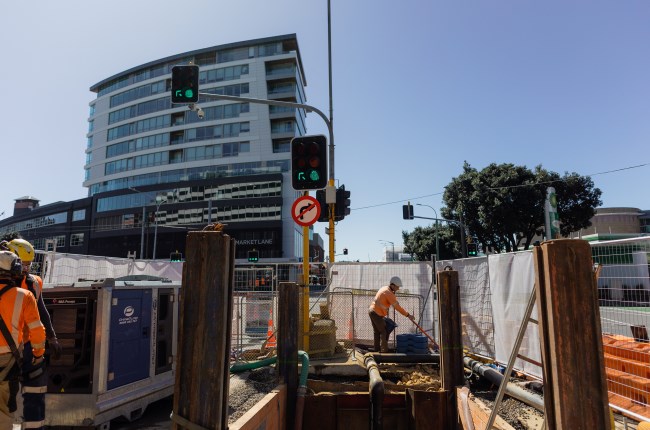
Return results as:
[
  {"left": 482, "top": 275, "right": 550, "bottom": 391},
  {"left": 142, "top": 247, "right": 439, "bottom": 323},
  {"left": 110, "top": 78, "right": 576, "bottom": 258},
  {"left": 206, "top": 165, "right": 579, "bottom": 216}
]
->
[{"left": 0, "top": 34, "right": 322, "bottom": 261}]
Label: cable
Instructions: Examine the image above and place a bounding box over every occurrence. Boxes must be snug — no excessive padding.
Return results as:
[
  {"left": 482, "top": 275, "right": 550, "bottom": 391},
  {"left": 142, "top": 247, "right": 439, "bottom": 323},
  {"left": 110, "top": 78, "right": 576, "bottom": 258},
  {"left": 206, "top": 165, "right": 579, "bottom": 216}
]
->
[{"left": 352, "top": 162, "right": 649, "bottom": 211}]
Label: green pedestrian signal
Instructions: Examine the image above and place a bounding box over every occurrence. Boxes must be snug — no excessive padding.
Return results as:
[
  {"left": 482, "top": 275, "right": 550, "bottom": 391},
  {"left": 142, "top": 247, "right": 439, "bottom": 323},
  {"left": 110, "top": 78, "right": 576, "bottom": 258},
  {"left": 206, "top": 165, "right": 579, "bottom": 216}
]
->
[{"left": 171, "top": 65, "right": 199, "bottom": 104}]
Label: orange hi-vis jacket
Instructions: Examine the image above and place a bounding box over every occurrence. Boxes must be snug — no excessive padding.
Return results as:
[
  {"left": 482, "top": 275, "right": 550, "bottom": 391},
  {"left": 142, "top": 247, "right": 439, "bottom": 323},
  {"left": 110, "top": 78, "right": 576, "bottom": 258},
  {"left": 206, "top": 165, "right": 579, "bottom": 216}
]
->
[
  {"left": 369, "top": 285, "right": 409, "bottom": 318},
  {"left": 21, "top": 274, "right": 43, "bottom": 300},
  {"left": 0, "top": 282, "right": 46, "bottom": 357},
  {"left": 21, "top": 274, "right": 44, "bottom": 342}
]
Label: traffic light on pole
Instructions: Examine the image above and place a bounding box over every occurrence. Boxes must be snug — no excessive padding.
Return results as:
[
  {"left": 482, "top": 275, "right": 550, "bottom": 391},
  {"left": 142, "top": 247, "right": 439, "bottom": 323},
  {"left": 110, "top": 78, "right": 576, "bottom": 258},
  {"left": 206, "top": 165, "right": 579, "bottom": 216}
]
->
[
  {"left": 402, "top": 202, "right": 414, "bottom": 220},
  {"left": 291, "top": 135, "right": 328, "bottom": 190},
  {"left": 315, "top": 189, "right": 329, "bottom": 222},
  {"left": 467, "top": 243, "right": 478, "bottom": 257},
  {"left": 247, "top": 249, "right": 259, "bottom": 262},
  {"left": 335, "top": 185, "right": 351, "bottom": 221},
  {"left": 171, "top": 65, "right": 199, "bottom": 104}
]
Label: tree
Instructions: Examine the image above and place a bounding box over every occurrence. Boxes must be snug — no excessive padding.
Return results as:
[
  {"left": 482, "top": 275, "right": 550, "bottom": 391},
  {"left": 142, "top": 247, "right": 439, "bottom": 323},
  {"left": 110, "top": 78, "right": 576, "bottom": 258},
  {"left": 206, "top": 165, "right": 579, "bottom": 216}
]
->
[
  {"left": 439, "top": 162, "right": 601, "bottom": 253},
  {"left": 402, "top": 224, "right": 462, "bottom": 261}
]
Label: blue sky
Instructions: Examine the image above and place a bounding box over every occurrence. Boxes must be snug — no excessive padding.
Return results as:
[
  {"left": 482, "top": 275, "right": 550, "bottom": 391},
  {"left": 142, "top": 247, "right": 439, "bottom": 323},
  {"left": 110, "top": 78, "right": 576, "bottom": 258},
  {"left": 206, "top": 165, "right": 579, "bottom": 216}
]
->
[{"left": 1, "top": 1, "right": 648, "bottom": 262}]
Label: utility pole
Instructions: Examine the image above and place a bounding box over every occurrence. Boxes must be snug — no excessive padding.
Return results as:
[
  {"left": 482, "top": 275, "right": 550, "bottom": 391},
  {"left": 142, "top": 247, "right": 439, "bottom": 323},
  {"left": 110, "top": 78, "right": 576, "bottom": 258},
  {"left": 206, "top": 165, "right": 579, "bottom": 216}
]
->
[{"left": 416, "top": 203, "right": 440, "bottom": 262}]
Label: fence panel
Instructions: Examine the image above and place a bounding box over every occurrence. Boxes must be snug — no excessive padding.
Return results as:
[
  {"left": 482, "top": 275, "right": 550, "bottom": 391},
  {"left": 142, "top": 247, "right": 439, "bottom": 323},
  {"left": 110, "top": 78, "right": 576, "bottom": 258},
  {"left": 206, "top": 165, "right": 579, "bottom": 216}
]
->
[{"left": 591, "top": 237, "right": 650, "bottom": 420}]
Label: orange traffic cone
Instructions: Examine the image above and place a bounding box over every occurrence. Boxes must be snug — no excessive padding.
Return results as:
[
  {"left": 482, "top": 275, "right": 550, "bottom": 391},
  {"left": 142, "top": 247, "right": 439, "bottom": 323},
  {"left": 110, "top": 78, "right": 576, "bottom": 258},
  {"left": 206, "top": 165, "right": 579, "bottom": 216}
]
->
[
  {"left": 347, "top": 316, "right": 354, "bottom": 341},
  {"left": 266, "top": 309, "right": 277, "bottom": 348}
]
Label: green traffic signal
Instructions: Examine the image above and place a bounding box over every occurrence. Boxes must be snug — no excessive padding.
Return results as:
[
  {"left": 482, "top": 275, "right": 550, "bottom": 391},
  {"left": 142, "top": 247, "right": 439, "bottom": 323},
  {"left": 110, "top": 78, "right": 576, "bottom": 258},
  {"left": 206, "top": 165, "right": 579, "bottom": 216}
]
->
[
  {"left": 291, "top": 135, "right": 328, "bottom": 190},
  {"left": 247, "top": 250, "right": 259, "bottom": 262},
  {"left": 171, "top": 65, "right": 199, "bottom": 104},
  {"left": 309, "top": 170, "right": 321, "bottom": 182}
]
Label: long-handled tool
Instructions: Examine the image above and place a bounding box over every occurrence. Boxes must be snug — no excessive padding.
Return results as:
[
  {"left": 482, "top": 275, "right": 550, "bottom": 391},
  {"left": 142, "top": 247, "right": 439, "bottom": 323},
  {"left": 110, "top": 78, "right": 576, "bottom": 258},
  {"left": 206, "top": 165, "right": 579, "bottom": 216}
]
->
[{"left": 410, "top": 318, "right": 440, "bottom": 352}]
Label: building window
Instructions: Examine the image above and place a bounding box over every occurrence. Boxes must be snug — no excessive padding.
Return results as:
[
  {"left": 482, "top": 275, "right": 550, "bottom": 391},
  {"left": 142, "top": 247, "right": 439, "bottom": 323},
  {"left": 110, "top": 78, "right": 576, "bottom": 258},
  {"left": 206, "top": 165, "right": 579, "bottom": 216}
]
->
[
  {"left": 46, "top": 236, "right": 66, "bottom": 251},
  {"left": 272, "top": 139, "right": 291, "bottom": 153},
  {"left": 70, "top": 233, "right": 84, "bottom": 247},
  {"left": 72, "top": 209, "right": 86, "bottom": 222}
]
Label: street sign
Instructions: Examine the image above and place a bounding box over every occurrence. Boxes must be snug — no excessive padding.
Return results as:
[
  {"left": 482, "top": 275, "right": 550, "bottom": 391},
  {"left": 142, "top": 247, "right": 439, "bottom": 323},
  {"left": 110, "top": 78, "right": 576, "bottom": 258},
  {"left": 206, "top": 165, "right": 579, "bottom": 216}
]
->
[{"left": 291, "top": 196, "right": 321, "bottom": 227}]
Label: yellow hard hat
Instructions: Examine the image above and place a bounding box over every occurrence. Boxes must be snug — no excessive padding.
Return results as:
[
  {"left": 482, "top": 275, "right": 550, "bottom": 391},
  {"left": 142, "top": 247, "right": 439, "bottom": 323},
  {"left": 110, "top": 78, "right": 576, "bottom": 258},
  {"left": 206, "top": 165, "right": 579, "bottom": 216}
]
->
[{"left": 7, "top": 239, "right": 35, "bottom": 263}]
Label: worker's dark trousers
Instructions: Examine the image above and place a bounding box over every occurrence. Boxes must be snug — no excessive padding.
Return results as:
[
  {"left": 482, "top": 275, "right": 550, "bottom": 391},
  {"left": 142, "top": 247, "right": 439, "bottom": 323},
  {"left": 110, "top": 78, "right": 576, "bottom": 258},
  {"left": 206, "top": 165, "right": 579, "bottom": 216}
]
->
[
  {"left": 369, "top": 310, "right": 389, "bottom": 352},
  {"left": 21, "top": 342, "right": 46, "bottom": 430}
]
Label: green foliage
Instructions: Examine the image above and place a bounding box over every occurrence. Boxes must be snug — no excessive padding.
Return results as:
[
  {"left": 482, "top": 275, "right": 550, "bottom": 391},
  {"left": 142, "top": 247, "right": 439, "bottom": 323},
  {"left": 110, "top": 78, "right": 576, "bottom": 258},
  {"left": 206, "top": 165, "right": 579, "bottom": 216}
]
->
[
  {"left": 402, "top": 223, "right": 462, "bottom": 261},
  {"left": 438, "top": 162, "right": 601, "bottom": 253},
  {"left": 1, "top": 232, "right": 21, "bottom": 242}
]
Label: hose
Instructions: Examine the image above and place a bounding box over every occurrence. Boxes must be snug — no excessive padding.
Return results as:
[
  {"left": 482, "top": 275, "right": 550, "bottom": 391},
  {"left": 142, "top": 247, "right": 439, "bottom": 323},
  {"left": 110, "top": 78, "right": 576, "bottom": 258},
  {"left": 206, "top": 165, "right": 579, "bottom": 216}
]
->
[
  {"left": 295, "top": 350, "right": 309, "bottom": 430},
  {"left": 229, "top": 356, "right": 277, "bottom": 374}
]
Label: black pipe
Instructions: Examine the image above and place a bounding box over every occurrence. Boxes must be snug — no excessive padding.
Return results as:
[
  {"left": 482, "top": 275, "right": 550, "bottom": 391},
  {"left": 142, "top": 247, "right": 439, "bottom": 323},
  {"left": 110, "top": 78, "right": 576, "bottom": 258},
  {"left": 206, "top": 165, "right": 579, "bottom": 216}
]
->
[
  {"left": 369, "top": 353, "right": 440, "bottom": 365},
  {"left": 463, "top": 357, "right": 544, "bottom": 412},
  {"left": 364, "top": 355, "right": 384, "bottom": 430}
]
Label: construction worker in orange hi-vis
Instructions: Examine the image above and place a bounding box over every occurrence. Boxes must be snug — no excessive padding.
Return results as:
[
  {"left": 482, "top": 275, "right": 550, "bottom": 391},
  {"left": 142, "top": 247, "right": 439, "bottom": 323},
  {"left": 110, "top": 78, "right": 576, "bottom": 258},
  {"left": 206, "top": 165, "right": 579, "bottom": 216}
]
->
[
  {"left": 368, "top": 276, "right": 415, "bottom": 353},
  {"left": 7, "top": 239, "right": 61, "bottom": 430},
  {"left": 0, "top": 247, "right": 45, "bottom": 430}
]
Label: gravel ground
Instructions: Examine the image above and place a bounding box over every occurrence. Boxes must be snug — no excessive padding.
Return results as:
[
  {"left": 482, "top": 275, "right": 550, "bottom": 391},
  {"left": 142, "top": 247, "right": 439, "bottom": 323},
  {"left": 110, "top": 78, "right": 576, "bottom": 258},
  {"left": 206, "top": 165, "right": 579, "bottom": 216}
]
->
[
  {"left": 469, "top": 376, "right": 545, "bottom": 430},
  {"left": 228, "top": 367, "right": 278, "bottom": 424}
]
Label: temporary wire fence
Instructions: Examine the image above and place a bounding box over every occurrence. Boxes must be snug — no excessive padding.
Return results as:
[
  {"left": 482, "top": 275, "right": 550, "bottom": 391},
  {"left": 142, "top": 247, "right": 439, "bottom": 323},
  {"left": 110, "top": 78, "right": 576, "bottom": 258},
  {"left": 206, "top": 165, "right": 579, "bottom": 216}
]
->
[
  {"left": 331, "top": 287, "right": 424, "bottom": 351},
  {"left": 439, "top": 236, "right": 650, "bottom": 424},
  {"left": 591, "top": 236, "right": 650, "bottom": 421}
]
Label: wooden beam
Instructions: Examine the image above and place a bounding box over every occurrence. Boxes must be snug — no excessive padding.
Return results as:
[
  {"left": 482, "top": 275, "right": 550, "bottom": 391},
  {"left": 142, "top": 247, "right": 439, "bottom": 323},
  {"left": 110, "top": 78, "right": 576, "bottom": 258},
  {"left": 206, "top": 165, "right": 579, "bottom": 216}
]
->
[
  {"left": 534, "top": 239, "right": 611, "bottom": 430},
  {"left": 438, "top": 270, "right": 464, "bottom": 430},
  {"left": 172, "top": 231, "right": 235, "bottom": 429}
]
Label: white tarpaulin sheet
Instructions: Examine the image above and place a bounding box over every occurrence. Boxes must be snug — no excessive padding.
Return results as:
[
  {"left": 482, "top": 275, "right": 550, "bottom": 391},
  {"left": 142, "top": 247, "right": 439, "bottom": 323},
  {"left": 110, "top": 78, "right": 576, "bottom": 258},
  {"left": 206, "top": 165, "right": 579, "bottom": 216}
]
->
[
  {"left": 329, "top": 262, "right": 435, "bottom": 335},
  {"left": 42, "top": 252, "right": 183, "bottom": 285},
  {"left": 488, "top": 251, "right": 542, "bottom": 378}
]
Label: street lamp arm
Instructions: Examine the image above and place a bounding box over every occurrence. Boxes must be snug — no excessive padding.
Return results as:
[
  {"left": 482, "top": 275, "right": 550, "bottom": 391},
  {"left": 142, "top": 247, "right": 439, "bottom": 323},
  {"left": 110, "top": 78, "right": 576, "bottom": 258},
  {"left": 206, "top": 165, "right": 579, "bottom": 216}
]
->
[{"left": 198, "top": 92, "right": 334, "bottom": 178}]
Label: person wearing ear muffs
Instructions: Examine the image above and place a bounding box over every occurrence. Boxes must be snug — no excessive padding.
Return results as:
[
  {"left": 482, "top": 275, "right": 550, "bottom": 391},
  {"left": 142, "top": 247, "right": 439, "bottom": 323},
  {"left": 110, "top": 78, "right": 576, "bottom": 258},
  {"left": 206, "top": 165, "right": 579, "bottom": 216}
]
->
[
  {"left": 6, "top": 238, "right": 60, "bottom": 430},
  {"left": 368, "top": 276, "right": 415, "bottom": 353},
  {"left": 0, "top": 248, "right": 45, "bottom": 430}
]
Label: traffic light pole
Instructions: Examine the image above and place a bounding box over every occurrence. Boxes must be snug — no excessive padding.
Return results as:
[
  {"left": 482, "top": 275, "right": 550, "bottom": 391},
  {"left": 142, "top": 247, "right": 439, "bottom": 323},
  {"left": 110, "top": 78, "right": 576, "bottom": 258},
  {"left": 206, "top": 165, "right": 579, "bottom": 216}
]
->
[
  {"left": 197, "top": 92, "right": 337, "bottom": 252},
  {"left": 197, "top": 92, "right": 337, "bottom": 352}
]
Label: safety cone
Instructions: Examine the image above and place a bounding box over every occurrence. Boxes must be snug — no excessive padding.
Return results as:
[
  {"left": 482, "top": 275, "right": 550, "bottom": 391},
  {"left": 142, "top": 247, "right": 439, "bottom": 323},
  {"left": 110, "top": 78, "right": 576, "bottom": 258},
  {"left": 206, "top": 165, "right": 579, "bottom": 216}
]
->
[
  {"left": 343, "top": 316, "right": 354, "bottom": 348},
  {"left": 266, "top": 309, "right": 276, "bottom": 348},
  {"left": 347, "top": 316, "right": 354, "bottom": 341}
]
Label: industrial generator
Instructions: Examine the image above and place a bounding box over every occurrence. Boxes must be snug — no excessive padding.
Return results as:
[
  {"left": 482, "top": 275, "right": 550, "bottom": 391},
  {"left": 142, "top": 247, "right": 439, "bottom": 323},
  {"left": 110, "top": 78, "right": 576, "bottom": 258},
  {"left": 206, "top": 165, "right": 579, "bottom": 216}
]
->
[{"left": 40, "top": 278, "right": 180, "bottom": 428}]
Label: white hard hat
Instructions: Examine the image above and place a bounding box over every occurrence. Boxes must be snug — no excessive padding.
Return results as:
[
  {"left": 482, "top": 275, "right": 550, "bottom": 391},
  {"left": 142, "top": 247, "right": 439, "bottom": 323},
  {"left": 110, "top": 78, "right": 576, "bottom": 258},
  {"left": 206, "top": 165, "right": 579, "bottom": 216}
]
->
[
  {"left": 0, "top": 251, "right": 22, "bottom": 279},
  {"left": 389, "top": 276, "right": 402, "bottom": 288}
]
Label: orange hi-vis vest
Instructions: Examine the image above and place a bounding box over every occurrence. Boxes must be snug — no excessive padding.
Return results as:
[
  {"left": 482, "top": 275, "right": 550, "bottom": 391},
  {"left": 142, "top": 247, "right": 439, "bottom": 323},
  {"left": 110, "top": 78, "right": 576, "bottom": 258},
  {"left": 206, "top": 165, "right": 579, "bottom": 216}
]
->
[
  {"left": 21, "top": 274, "right": 44, "bottom": 342},
  {"left": 0, "top": 282, "right": 46, "bottom": 357},
  {"left": 21, "top": 274, "right": 43, "bottom": 300},
  {"left": 369, "top": 285, "right": 409, "bottom": 318}
]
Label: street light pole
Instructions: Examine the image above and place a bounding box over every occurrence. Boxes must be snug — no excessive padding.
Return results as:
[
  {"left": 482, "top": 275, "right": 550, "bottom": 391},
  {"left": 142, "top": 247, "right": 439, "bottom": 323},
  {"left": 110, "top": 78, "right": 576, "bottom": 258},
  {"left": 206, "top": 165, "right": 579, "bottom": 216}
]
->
[
  {"left": 416, "top": 203, "right": 440, "bottom": 262},
  {"left": 129, "top": 187, "right": 149, "bottom": 259},
  {"left": 379, "top": 240, "right": 395, "bottom": 262},
  {"left": 152, "top": 196, "right": 167, "bottom": 260}
]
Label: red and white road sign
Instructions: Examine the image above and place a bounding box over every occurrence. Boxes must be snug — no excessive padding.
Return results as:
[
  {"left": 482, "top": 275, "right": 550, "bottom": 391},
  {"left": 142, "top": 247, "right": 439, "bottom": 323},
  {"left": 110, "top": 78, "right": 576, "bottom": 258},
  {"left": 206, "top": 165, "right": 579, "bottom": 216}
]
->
[{"left": 291, "top": 196, "right": 321, "bottom": 227}]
